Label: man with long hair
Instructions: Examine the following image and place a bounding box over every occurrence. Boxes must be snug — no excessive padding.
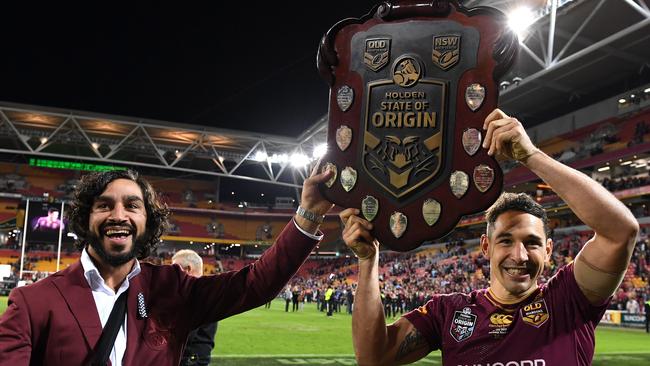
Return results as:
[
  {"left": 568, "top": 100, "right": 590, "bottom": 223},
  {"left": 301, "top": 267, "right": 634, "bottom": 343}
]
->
[
  {"left": 0, "top": 166, "right": 333, "bottom": 365},
  {"left": 340, "top": 109, "right": 639, "bottom": 365}
]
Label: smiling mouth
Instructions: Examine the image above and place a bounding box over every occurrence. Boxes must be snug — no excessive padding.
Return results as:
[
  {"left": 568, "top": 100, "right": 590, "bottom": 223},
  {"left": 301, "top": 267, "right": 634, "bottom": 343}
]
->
[
  {"left": 504, "top": 267, "right": 530, "bottom": 277},
  {"left": 103, "top": 227, "right": 133, "bottom": 242}
]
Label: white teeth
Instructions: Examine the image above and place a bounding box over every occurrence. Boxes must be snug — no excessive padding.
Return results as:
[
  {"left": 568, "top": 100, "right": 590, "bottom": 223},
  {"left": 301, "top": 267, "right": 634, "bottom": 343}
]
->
[
  {"left": 105, "top": 229, "right": 130, "bottom": 236},
  {"left": 505, "top": 268, "right": 527, "bottom": 276}
]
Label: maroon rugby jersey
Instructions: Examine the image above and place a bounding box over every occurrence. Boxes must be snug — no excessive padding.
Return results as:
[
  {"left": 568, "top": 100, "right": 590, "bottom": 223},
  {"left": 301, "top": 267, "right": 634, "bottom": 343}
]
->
[{"left": 404, "top": 263, "right": 609, "bottom": 366}]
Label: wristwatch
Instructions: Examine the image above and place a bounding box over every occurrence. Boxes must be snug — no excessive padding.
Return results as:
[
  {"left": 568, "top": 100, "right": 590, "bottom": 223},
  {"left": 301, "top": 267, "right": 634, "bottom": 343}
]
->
[{"left": 296, "top": 206, "right": 324, "bottom": 224}]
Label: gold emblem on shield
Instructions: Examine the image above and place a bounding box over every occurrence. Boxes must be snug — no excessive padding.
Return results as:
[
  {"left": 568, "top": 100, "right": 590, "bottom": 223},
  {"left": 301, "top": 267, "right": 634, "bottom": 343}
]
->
[
  {"left": 432, "top": 35, "right": 461, "bottom": 70},
  {"left": 450, "top": 170, "right": 469, "bottom": 198},
  {"left": 361, "top": 195, "right": 379, "bottom": 222},
  {"left": 340, "top": 166, "right": 357, "bottom": 192},
  {"left": 336, "top": 125, "right": 352, "bottom": 151},
  {"left": 473, "top": 164, "right": 494, "bottom": 193},
  {"left": 422, "top": 199, "right": 441, "bottom": 226},
  {"left": 389, "top": 211, "right": 407, "bottom": 238},
  {"left": 392, "top": 56, "right": 421, "bottom": 87},
  {"left": 322, "top": 163, "right": 337, "bottom": 188},
  {"left": 364, "top": 38, "right": 391, "bottom": 72}
]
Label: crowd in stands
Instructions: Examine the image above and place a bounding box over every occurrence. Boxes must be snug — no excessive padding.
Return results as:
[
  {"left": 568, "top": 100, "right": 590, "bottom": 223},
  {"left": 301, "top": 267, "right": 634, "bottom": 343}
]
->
[
  {"left": 2, "top": 106, "right": 650, "bottom": 320},
  {"left": 278, "top": 227, "right": 650, "bottom": 318},
  {"left": 600, "top": 174, "right": 650, "bottom": 192},
  {"left": 630, "top": 120, "right": 649, "bottom": 147},
  {"left": 3, "top": 224, "right": 649, "bottom": 319}
]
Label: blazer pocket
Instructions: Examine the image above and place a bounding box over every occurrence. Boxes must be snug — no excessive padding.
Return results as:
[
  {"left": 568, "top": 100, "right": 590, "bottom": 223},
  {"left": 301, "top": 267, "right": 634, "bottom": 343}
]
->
[{"left": 143, "top": 318, "right": 171, "bottom": 351}]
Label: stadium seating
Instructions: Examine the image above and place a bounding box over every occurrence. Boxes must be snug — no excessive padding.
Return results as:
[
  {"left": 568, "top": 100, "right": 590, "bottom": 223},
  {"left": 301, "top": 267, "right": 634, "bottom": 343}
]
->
[{"left": 1, "top": 104, "right": 649, "bottom": 313}]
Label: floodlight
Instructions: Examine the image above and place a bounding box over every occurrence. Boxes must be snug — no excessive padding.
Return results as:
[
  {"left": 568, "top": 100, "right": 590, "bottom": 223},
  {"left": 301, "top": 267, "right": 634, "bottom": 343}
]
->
[
  {"left": 313, "top": 143, "right": 327, "bottom": 158},
  {"left": 507, "top": 7, "right": 536, "bottom": 39}
]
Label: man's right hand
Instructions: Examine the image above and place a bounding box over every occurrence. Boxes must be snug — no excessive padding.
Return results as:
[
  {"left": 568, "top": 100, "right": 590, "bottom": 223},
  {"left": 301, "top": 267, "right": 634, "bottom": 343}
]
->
[
  {"left": 294, "top": 160, "right": 334, "bottom": 234},
  {"left": 483, "top": 108, "right": 539, "bottom": 163},
  {"left": 340, "top": 208, "right": 378, "bottom": 261}
]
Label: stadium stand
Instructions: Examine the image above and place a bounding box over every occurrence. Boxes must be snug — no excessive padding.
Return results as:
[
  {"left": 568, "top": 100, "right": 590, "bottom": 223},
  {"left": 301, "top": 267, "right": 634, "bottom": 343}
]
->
[{"left": 1, "top": 98, "right": 649, "bottom": 325}]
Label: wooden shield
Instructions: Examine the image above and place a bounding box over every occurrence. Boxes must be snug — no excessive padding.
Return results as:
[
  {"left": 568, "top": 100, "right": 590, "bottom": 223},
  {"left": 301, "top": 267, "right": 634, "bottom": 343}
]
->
[{"left": 317, "top": 0, "right": 518, "bottom": 251}]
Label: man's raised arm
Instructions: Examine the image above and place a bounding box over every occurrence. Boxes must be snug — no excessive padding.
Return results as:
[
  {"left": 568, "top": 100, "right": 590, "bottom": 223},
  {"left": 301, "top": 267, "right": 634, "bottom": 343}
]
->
[
  {"left": 340, "top": 209, "right": 430, "bottom": 365},
  {"left": 483, "top": 108, "right": 639, "bottom": 304}
]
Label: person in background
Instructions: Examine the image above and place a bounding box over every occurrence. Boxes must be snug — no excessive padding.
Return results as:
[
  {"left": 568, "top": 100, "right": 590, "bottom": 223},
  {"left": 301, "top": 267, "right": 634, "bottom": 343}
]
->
[
  {"left": 172, "top": 249, "right": 216, "bottom": 366},
  {"left": 284, "top": 285, "right": 292, "bottom": 312},
  {"left": 625, "top": 293, "right": 640, "bottom": 314},
  {"left": 643, "top": 294, "right": 650, "bottom": 333},
  {"left": 325, "top": 284, "right": 334, "bottom": 316}
]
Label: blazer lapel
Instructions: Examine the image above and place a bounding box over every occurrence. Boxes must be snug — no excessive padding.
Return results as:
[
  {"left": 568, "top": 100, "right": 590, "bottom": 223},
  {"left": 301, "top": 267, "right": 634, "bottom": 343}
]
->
[
  {"left": 123, "top": 267, "right": 147, "bottom": 363},
  {"left": 51, "top": 261, "right": 103, "bottom": 351}
]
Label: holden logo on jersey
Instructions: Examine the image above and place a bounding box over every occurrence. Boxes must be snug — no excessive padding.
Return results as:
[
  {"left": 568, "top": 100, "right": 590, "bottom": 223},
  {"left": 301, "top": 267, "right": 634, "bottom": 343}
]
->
[
  {"left": 450, "top": 307, "right": 476, "bottom": 342},
  {"left": 521, "top": 299, "right": 550, "bottom": 328},
  {"left": 488, "top": 312, "right": 513, "bottom": 339}
]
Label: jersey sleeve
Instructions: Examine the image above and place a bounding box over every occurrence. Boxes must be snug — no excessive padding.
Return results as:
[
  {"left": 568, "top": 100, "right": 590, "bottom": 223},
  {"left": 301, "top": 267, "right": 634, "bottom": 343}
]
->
[
  {"left": 545, "top": 262, "right": 610, "bottom": 325},
  {"left": 402, "top": 295, "right": 446, "bottom": 351}
]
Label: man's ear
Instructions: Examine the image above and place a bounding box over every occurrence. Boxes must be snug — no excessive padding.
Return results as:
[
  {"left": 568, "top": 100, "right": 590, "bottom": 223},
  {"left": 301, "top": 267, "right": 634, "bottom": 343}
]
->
[
  {"left": 480, "top": 234, "right": 490, "bottom": 258},
  {"left": 545, "top": 238, "right": 553, "bottom": 263}
]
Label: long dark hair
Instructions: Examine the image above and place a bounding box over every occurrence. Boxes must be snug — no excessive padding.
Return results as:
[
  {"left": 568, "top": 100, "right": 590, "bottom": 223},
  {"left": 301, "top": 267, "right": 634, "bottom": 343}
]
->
[{"left": 68, "top": 169, "right": 170, "bottom": 259}]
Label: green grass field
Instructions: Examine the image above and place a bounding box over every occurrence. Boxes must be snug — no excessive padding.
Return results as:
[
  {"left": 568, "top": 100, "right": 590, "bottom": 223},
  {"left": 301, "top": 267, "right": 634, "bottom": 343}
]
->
[{"left": 2, "top": 297, "right": 648, "bottom": 365}]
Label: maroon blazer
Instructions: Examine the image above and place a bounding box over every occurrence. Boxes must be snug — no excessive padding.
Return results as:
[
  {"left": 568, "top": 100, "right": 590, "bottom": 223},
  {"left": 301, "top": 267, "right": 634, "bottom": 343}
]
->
[{"left": 0, "top": 221, "right": 318, "bottom": 365}]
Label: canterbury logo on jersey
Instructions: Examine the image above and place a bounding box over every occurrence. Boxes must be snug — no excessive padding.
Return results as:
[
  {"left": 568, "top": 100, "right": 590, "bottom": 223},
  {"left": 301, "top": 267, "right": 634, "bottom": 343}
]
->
[{"left": 489, "top": 313, "right": 513, "bottom": 326}]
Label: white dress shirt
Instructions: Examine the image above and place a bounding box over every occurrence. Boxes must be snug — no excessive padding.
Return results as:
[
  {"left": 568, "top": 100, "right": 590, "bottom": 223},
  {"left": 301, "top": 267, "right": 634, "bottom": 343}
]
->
[{"left": 80, "top": 249, "right": 141, "bottom": 366}]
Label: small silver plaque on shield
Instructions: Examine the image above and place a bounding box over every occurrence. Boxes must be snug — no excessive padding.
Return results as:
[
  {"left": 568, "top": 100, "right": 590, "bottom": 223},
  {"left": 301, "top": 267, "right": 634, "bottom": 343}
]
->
[
  {"left": 465, "top": 83, "right": 485, "bottom": 112},
  {"left": 422, "top": 199, "right": 441, "bottom": 226},
  {"left": 473, "top": 164, "right": 494, "bottom": 193},
  {"left": 340, "top": 166, "right": 357, "bottom": 192},
  {"left": 336, "top": 85, "right": 354, "bottom": 112},
  {"left": 322, "top": 163, "right": 337, "bottom": 188},
  {"left": 336, "top": 125, "right": 352, "bottom": 151},
  {"left": 361, "top": 195, "right": 379, "bottom": 222},
  {"left": 389, "top": 211, "right": 407, "bottom": 239},
  {"left": 450, "top": 170, "right": 469, "bottom": 198},
  {"left": 462, "top": 128, "right": 482, "bottom": 156}
]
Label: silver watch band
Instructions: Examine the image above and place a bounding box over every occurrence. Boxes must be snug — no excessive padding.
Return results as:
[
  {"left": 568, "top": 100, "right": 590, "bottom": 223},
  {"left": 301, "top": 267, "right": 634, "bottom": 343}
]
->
[{"left": 296, "top": 206, "right": 324, "bottom": 224}]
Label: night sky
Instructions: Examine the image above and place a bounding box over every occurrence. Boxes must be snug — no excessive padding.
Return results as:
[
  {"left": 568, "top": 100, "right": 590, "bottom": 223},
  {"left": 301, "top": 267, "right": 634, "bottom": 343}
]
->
[{"left": 0, "top": 2, "right": 380, "bottom": 137}]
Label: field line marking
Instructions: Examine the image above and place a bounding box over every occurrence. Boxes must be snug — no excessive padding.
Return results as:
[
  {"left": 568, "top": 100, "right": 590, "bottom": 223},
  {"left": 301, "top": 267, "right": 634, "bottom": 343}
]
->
[
  {"left": 213, "top": 351, "right": 650, "bottom": 358},
  {"left": 213, "top": 354, "right": 354, "bottom": 358}
]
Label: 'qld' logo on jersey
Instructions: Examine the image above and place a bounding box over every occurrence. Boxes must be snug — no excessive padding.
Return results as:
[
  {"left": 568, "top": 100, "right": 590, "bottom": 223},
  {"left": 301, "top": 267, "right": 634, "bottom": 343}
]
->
[
  {"left": 450, "top": 307, "right": 477, "bottom": 342},
  {"left": 521, "top": 299, "right": 550, "bottom": 328}
]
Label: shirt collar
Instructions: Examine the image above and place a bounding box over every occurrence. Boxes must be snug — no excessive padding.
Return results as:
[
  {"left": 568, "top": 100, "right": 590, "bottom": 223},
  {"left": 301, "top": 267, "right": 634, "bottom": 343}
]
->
[{"left": 81, "top": 247, "right": 141, "bottom": 295}]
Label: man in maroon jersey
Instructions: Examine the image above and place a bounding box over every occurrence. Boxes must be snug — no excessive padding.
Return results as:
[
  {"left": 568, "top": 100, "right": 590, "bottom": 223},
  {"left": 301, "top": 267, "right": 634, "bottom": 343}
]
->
[{"left": 340, "top": 109, "right": 639, "bottom": 365}]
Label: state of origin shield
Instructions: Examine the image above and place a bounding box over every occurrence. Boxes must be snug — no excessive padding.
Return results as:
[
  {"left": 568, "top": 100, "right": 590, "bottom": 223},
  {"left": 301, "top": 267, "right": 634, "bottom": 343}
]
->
[{"left": 317, "top": 0, "right": 518, "bottom": 251}]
